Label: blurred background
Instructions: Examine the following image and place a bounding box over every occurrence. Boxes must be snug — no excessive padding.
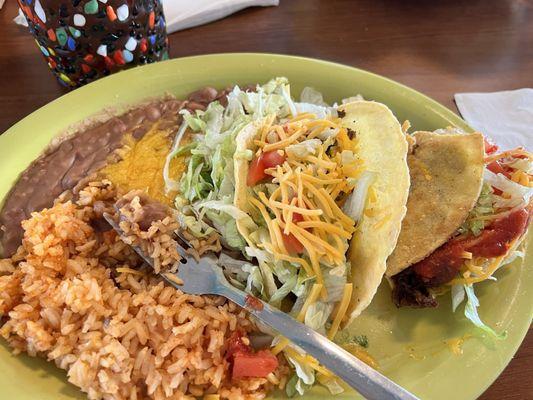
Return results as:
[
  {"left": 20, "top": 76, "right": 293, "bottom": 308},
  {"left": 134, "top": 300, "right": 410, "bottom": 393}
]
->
[{"left": 1, "top": 0, "right": 531, "bottom": 133}]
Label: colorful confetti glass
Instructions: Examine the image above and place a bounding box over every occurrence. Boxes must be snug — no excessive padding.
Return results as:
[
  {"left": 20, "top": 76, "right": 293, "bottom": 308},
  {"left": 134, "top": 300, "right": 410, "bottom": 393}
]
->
[{"left": 17, "top": 0, "right": 169, "bottom": 88}]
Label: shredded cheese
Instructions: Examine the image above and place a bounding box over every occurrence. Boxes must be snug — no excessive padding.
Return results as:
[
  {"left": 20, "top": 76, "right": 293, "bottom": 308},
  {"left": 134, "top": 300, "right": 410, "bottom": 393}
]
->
[
  {"left": 247, "top": 114, "right": 365, "bottom": 369},
  {"left": 449, "top": 237, "right": 521, "bottom": 285},
  {"left": 297, "top": 283, "right": 323, "bottom": 321},
  {"left": 327, "top": 283, "right": 353, "bottom": 339},
  {"left": 284, "top": 347, "right": 333, "bottom": 377},
  {"left": 271, "top": 338, "right": 290, "bottom": 355},
  {"left": 485, "top": 148, "right": 533, "bottom": 163}
]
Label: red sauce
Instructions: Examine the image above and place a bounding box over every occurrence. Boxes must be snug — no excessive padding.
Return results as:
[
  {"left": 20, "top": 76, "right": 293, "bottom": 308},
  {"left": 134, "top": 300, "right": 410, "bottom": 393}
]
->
[
  {"left": 226, "top": 330, "right": 251, "bottom": 359},
  {"left": 412, "top": 242, "right": 467, "bottom": 286},
  {"left": 412, "top": 208, "right": 530, "bottom": 286},
  {"left": 245, "top": 295, "right": 264, "bottom": 311},
  {"left": 462, "top": 208, "right": 530, "bottom": 258}
]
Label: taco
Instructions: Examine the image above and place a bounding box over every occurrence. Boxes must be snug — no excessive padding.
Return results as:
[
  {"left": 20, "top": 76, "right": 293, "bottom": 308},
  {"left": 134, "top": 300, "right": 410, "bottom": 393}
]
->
[
  {"left": 233, "top": 101, "right": 410, "bottom": 328},
  {"left": 387, "top": 129, "right": 532, "bottom": 337},
  {"left": 168, "top": 78, "right": 409, "bottom": 394}
]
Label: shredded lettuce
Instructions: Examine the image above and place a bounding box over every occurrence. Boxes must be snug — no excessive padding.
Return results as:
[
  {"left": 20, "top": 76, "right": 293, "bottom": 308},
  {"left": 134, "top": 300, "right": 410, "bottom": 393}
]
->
[
  {"left": 243, "top": 264, "right": 264, "bottom": 296},
  {"left": 167, "top": 79, "right": 380, "bottom": 397},
  {"left": 295, "top": 102, "right": 331, "bottom": 119},
  {"left": 181, "top": 154, "right": 213, "bottom": 202},
  {"left": 177, "top": 214, "right": 215, "bottom": 238},
  {"left": 286, "top": 374, "right": 312, "bottom": 398},
  {"left": 304, "top": 302, "right": 334, "bottom": 334},
  {"left": 285, "top": 139, "right": 322, "bottom": 158},
  {"left": 342, "top": 171, "right": 375, "bottom": 222},
  {"left": 300, "top": 86, "right": 329, "bottom": 106},
  {"left": 269, "top": 274, "right": 298, "bottom": 308},
  {"left": 181, "top": 109, "right": 207, "bottom": 132},
  {"left": 195, "top": 200, "right": 256, "bottom": 250},
  {"left": 452, "top": 284, "right": 507, "bottom": 340},
  {"left": 323, "top": 265, "right": 348, "bottom": 303},
  {"left": 163, "top": 120, "right": 188, "bottom": 193},
  {"left": 286, "top": 352, "right": 315, "bottom": 386},
  {"left": 296, "top": 86, "right": 335, "bottom": 117},
  {"left": 196, "top": 200, "right": 251, "bottom": 221},
  {"left": 500, "top": 249, "right": 525, "bottom": 267},
  {"left": 171, "top": 78, "right": 304, "bottom": 256},
  {"left": 316, "top": 127, "right": 339, "bottom": 141},
  {"left": 484, "top": 169, "right": 533, "bottom": 208},
  {"left": 451, "top": 284, "right": 466, "bottom": 312},
  {"left": 341, "top": 94, "right": 364, "bottom": 104},
  {"left": 258, "top": 261, "right": 278, "bottom": 299},
  {"left": 458, "top": 183, "right": 494, "bottom": 236},
  {"left": 508, "top": 158, "right": 533, "bottom": 174},
  {"left": 245, "top": 246, "right": 272, "bottom": 265},
  {"left": 281, "top": 83, "right": 298, "bottom": 117}
]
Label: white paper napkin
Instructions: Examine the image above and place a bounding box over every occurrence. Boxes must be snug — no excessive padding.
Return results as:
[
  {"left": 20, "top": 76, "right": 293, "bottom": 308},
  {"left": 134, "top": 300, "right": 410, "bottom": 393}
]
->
[
  {"left": 455, "top": 89, "right": 533, "bottom": 150},
  {"left": 14, "top": 1, "right": 280, "bottom": 31},
  {"left": 162, "top": 0, "right": 279, "bottom": 33}
]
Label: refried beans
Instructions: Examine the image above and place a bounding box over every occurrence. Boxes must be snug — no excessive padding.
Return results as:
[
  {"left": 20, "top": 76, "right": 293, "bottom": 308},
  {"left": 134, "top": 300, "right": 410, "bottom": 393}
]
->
[{"left": 0, "top": 86, "right": 227, "bottom": 257}]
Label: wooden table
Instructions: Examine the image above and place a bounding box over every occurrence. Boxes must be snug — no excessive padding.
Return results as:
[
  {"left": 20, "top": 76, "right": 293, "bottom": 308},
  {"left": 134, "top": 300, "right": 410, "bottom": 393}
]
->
[{"left": 0, "top": 0, "right": 531, "bottom": 398}]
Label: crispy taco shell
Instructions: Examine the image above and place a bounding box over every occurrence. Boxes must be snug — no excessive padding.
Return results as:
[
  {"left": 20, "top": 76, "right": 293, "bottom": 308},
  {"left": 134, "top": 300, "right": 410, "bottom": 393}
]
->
[
  {"left": 386, "top": 131, "right": 485, "bottom": 277},
  {"left": 234, "top": 101, "right": 410, "bottom": 323},
  {"left": 339, "top": 102, "right": 410, "bottom": 322}
]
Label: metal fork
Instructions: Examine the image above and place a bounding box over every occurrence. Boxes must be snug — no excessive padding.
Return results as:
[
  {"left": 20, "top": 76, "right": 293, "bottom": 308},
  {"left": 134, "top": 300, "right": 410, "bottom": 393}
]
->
[{"left": 103, "top": 213, "right": 419, "bottom": 400}]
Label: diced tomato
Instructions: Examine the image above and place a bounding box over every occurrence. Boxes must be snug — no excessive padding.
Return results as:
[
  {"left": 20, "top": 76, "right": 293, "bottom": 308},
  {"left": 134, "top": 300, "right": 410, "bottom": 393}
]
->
[
  {"left": 292, "top": 212, "right": 304, "bottom": 223},
  {"left": 232, "top": 350, "right": 279, "bottom": 379},
  {"left": 247, "top": 156, "right": 268, "bottom": 186},
  {"left": 261, "top": 151, "right": 286, "bottom": 169},
  {"left": 226, "top": 331, "right": 279, "bottom": 379},
  {"left": 487, "top": 161, "right": 511, "bottom": 178},
  {"left": 412, "top": 208, "right": 530, "bottom": 286},
  {"left": 247, "top": 151, "right": 286, "bottom": 186},
  {"left": 282, "top": 232, "right": 304, "bottom": 254},
  {"left": 484, "top": 137, "right": 499, "bottom": 155}
]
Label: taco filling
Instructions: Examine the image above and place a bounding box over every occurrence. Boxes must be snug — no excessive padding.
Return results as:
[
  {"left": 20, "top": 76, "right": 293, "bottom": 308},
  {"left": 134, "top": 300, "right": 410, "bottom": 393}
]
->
[
  {"left": 389, "top": 131, "right": 532, "bottom": 338},
  {"left": 167, "top": 78, "right": 410, "bottom": 394}
]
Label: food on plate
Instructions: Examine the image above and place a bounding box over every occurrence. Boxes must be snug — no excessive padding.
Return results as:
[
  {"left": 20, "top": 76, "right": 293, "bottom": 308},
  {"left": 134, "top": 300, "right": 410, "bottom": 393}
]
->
[
  {"left": 0, "top": 89, "right": 288, "bottom": 400},
  {"left": 232, "top": 101, "right": 409, "bottom": 324},
  {"left": 0, "top": 78, "right": 410, "bottom": 399},
  {"left": 387, "top": 130, "right": 532, "bottom": 337},
  {"left": 0, "top": 183, "right": 285, "bottom": 400},
  {"left": 0, "top": 98, "right": 186, "bottom": 257},
  {"left": 163, "top": 78, "right": 410, "bottom": 394}
]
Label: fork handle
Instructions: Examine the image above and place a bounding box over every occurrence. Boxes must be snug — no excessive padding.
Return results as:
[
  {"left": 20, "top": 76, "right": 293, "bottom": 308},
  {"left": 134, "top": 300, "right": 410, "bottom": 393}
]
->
[{"left": 217, "top": 284, "right": 418, "bottom": 400}]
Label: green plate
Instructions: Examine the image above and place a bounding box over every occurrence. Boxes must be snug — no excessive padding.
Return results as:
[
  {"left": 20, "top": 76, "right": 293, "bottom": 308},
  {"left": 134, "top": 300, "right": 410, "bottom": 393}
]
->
[{"left": 0, "top": 54, "right": 531, "bottom": 400}]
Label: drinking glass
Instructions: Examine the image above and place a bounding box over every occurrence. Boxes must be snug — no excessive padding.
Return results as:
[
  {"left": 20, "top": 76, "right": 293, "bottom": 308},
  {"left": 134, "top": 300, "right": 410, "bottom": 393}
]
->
[{"left": 17, "top": 0, "right": 169, "bottom": 88}]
